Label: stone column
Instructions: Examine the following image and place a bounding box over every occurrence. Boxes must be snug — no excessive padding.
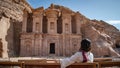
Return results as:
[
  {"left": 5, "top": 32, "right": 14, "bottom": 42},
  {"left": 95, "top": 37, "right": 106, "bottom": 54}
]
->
[
  {"left": 38, "top": 35, "right": 42, "bottom": 56},
  {"left": 34, "top": 34, "right": 39, "bottom": 56},
  {"left": 39, "top": 16, "right": 43, "bottom": 33},
  {"left": 42, "top": 38, "right": 47, "bottom": 56},
  {"left": 76, "top": 20, "right": 81, "bottom": 34},
  {"left": 69, "top": 18, "right": 72, "bottom": 34},
  {"left": 56, "top": 39, "right": 59, "bottom": 56},
  {"left": 31, "top": 38, "right": 35, "bottom": 56},
  {"left": 32, "top": 15, "right": 36, "bottom": 32},
  {"left": 20, "top": 37, "right": 25, "bottom": 56},
  {"left": 75, "top": 12, "right": 83, "bottom": 34},
  {"left": 62, "top": 19, "right": 65, "bottom": 33},
  {"left": 47, "top": 19, "right": 50, "bottom": 33},
  {"left": 34, "top": 34, "right": 42, "bottom": 56},
  {"left": 0, "top": 39, "right": 3, "bottom": 57},
  {"left": 55, "top": 19, "right": 57, "bottom": 33},
  {"left": 22, "top": 11, "right": 28, "bottom": 33},
  {"left": 62, "top": 35, "right": 65, "bottom": 56}
]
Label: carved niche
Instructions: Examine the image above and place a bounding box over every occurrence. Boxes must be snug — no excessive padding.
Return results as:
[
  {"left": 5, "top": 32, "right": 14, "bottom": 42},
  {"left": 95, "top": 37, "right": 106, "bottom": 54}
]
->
[{"left": 24, "top": 39, "right": 32, "bottom": 55}]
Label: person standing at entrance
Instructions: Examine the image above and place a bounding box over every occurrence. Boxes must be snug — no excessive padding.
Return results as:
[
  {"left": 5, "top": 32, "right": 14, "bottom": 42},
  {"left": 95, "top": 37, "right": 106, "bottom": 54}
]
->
[{"left": 60, "top": 39, "right": 94, "bottom": 68}]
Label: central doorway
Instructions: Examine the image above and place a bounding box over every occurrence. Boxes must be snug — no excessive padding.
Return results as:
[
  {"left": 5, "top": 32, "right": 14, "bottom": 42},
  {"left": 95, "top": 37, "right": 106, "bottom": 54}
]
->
[{"left": 50, "top": 43, "right": 55, "bottom": 54}]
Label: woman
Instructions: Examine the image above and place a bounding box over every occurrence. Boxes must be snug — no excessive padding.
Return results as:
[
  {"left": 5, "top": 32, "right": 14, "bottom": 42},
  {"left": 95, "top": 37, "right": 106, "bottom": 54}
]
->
[{"left": 60, "top": 39, "right": 94, "bottom": 68}]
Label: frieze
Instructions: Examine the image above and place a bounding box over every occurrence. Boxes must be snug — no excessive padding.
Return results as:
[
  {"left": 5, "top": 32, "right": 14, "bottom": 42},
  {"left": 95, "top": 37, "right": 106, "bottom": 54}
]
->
[{"left": 21, "top": 34, "right": 34, "bottom": 39}]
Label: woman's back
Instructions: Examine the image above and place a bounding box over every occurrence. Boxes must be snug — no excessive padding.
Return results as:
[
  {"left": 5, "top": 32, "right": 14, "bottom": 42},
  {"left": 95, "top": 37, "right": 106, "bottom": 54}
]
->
[
  {"left": 60, "top": 39, "right": 94, "bottom": 68},
  {"left": 74, "top": 52, "right": 93, "bottom": 63},
  {"left": 60, "top": 51, "right": 93, "bottom": 68}
]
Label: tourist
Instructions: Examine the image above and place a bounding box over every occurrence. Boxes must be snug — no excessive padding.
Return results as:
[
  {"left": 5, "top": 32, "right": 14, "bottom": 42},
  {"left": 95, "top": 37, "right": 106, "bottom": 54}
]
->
[{"left": 60, "top": 39, "right": 94, "bottom": 68}]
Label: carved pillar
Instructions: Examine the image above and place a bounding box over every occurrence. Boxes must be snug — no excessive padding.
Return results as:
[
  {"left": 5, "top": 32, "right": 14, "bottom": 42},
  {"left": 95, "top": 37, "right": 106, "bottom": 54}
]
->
[
  {"left": 62, "top": 19, "right": 65, "bottom": 33},
  {"left": 76, "top": 20, "right": 81, "bottom": 34},
  {"left": 20, "top": 36, "right": 25, "bottom": 56},
  {"left": 40, "top": 16, "right": 43, "bottom": 33},
  {"left": 55, "top": 38, "right": 59, "bottom": 56},
  {"left": 32, "top": 16, "right": 36, "bottom": 32},
  {"left": 42, "top": 38, "right": 47, "bottom": 56},
  {"left": 62, "top": 35, "right": 65, "bottom": 56},
  {"left": 22, "top": 10, "right": 28, "bottom": 32},
  {"left": 75, "top": 12, "right": 84, "bottom": 34},
  {"left": 34, "top": 34, "right": 42, "bottom": 56},
  {"left": 69, "top": 18, "right": 72, "bottom": 34},
  {"left": 0, "top": 39, "right": 3, "bottom": 57},
  {"left": 39, "top": 35, "right": 42, "bottom": 56}
]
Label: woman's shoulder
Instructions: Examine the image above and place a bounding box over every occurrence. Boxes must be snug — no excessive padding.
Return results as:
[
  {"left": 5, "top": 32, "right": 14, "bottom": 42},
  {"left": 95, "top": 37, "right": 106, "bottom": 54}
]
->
[
  {"left": 73, "top": 52, "right": 83, "bottom": 57},
  {"left": 75, "top": 51, "right": 93, "bottom": 56},
  {"left": 75, "top": 51, "right": 82, "bottom": 55},
  {"left": 87, "top": 52, "right": 94, "bottom": 57}
]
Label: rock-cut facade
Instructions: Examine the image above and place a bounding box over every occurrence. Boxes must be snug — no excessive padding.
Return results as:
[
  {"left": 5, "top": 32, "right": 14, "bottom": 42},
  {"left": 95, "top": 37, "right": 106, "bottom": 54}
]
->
[{"left": 20, "top": 4, "right": 83, "bottom": 57}]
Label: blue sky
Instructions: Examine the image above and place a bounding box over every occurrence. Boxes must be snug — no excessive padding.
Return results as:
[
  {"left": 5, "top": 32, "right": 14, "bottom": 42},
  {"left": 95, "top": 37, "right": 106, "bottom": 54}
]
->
[{"left": 27, "top": 0, "right": 120, "bottom": 30}]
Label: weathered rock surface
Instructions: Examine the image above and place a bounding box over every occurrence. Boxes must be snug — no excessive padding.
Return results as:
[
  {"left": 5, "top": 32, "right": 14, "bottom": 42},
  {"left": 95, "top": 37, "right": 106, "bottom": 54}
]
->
[
  {"left": 53, "top": 4, "right": 120, "bottom": 57},
  {"left": 0, "top": 0, "right": 120, "bottom": 58},
  {"left": 0, "top": 0, "right": 31, "bottom": 58},
  {"left": 81, "top": 20, "right": 120, "bottom": 57}
]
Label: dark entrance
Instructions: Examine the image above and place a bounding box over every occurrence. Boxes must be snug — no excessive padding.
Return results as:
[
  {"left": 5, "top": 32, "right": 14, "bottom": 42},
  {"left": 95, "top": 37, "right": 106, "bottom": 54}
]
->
[{"left": 50, "top": 43, "right": 55, "bottom": 54}]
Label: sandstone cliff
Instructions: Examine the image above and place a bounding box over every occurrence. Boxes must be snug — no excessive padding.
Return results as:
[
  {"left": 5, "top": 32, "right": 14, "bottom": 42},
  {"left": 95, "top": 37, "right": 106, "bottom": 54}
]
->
[
  {"left": 53, "top": 5, "right": 120, "bottom": 57},
  {"left": 81, "top": 20, "right": 120, "bottom": 57},
  {"left": 0, "top": 0, "right": 120, "bottom": 58},
  {"left": 0, "top": 0, "right": 31, "bottom": 58}
]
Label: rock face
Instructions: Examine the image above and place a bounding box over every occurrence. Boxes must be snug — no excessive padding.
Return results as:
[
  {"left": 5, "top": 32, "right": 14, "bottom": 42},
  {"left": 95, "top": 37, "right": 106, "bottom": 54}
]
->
[
  {"left": 0, "top": 0, "right": 120, "bottom": 58},
  {"left": 0, "top": 0, "right": 31, "bottom": 58},
  {"left": 81, "top": 20, "right": 120, "bottom": 57}
]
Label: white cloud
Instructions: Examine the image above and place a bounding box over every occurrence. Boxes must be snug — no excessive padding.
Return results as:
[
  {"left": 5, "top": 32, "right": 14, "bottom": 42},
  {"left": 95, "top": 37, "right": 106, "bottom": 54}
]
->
[{"left": 105, "top": 20, "right": 120, "bottom": 25}]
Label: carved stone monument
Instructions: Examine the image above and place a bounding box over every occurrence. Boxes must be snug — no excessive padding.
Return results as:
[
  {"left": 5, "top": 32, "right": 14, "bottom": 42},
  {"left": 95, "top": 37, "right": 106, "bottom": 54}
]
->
[{"left": 20, "top": 4, "right": 82, "bottom": 57}]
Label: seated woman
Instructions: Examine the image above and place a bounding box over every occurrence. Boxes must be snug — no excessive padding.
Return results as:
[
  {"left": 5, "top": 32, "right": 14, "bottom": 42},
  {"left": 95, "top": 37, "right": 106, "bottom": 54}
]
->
[{"left": 60, "top": 39, "right": 94, "bottom": 68}]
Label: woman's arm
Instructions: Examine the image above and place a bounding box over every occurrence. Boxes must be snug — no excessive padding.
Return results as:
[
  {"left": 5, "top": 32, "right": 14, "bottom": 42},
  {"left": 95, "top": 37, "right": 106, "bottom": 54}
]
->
[
  {"left": 60, "top": 52, "right": 79, "bottom": 68},
  {"left": 88, "top": 52, "right": 94, "bottom": 62}
]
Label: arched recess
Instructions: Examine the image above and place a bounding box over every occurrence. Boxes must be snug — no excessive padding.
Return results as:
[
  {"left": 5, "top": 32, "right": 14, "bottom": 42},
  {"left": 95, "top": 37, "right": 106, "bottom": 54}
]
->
[
  {"left": 26, "top": 13, "right": 33, "bottom": 33},
  {"left": 57, "top": 16, "right": 62, "bottom": 34},
  {"left": 42, "top": 16, "right": 48, "bottom": 33},
  {"left": 25, "top": 40, "right": 32, "bottom": 56},
  {"left": 71, "top": 16, "right": 77, "bottom": 34}
]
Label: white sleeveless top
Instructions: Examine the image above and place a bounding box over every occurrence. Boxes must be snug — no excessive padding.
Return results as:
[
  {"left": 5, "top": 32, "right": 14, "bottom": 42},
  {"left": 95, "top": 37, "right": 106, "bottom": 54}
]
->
[{"left": 60, "top": 52, "right": 94, "bottom": 68}]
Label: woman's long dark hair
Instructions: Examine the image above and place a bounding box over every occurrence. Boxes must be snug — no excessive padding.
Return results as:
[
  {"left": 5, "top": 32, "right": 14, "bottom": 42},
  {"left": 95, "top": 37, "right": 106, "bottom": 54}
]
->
[
  {"left": 80, "top": 39, "right": 91, "bottom": 52},
  {"left": 79, "top": 39, "right": 91, "bottom": 62}
]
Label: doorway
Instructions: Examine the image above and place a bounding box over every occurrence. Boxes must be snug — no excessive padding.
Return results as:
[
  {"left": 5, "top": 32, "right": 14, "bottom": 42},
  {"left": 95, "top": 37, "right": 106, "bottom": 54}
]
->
[{"left": 50, "top": 43, "right": 55, "bottom": 54}]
